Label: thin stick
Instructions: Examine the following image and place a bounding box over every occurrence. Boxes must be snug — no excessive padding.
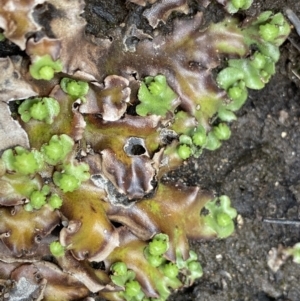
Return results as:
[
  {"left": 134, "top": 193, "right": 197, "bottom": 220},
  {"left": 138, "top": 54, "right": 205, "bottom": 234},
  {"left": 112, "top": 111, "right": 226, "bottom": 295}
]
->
[
  {"left": 263, "top": 218, "right": 300, "bottom": 226},
  {"left": 286, "top": 8, "right": 300, "bottom": 36},
  {"left": 287, "top": 36, "right": 300, "bottom": 52}
]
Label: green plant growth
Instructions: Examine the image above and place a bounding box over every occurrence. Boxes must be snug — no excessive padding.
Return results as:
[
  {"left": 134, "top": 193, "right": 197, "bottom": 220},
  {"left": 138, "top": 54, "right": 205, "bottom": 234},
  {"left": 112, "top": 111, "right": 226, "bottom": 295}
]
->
[
  {"left": 177, "top": 144, "right": 192, "bottom": 160},
  {"left": 175, "top": 122, "right": 231, "bottom": 159},
  {"left": 30, "top": 54, "right": 63, "bottom": 80},
  {"left": 24, "top": 189, "right": 63, "bottom": 211},
  {"left": 227, "top": 0, "right": 253, "bottom": 14},
  {"left": 60, "top": 77, "right": 89, "bottom": 102},
  {"left": 48, "top": 194, "right": 63, "bottom": 210},
  {"left": 216, "top": 11, "right": 290, "bottom": 122},
  {"left": 1, "top": 147, "right": 44, "bottom": 175},
  {"left": 41, "top": 134, "right": 74, "bottom": 165},
  {"left": 26, "top": 185, "right": 50, "bottom": 210},
  {"left": 108, "top": 233, "right": 202, "bottom": 301},
  {"left": 53, "top": 162, "right": 90, "bottom": 192},
  {"left": 110, "top": 263, "right": 146, "bottom": 301},
  {"left": 18, "top": 97, "right": 60, "bottom": 124},
  {"left": 144, "top": 233, "right": 169, "bottom": 267},
  {"left": 176, "top": 250, "right": 203, "bottom": 285},
  {"left": 50, "top": 241, "right": 65, "bottom": 257},
  {"left": 202, "top": 195, "right": 237, "bottom": 238},
  {"left": 124, "top": 280, "right": 144, "bottom": 301},
  {"left": 284, "top": 243, "right": 300, "bottom": 264},
  {"left": 136, "top": 75, "right": 178, "bottom": 117}
]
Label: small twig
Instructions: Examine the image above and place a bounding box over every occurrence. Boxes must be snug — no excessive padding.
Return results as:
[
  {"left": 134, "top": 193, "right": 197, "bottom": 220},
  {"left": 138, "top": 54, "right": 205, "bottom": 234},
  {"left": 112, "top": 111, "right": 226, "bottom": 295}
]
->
[
  {"left": 286, "top": 8, "right": 300, "bottom": 36},
  {"left": 287, "top": 36, "right": 300, "bottom": 52},
  {"left": 291, "top": 68, "right": 300, "bottom": 80},
  {"left": 263, "top": 218, "right": 300, "bottom": 226}
]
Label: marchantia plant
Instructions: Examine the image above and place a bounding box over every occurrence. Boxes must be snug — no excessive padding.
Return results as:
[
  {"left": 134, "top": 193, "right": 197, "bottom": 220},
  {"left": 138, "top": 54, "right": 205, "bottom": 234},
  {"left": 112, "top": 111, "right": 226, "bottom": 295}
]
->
[{"left": 0, "top": 0, "right": 291, "bottom": 300}]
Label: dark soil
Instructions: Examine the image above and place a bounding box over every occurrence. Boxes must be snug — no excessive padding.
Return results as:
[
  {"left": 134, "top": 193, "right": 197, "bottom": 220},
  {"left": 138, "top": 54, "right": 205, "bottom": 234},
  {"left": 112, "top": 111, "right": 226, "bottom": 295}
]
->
[{"left": 84, "top": 0, "right": 300, "bottom": 300}]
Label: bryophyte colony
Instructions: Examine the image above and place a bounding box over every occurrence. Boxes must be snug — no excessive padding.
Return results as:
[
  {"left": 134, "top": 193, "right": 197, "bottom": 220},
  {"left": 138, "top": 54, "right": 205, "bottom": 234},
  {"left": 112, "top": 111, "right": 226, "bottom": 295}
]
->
[{"left": 0, "top": 0, "right": 291, "bottom": 300}]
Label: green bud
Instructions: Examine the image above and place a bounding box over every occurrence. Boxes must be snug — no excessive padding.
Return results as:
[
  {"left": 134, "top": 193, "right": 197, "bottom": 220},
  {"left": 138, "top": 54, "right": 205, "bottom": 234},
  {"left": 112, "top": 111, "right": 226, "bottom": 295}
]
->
[
  {"left": 54, "top": 173, "right": 79, "bottom": 193},
  {"left": 269, "top": 13, "right": 291, "bottom": 47},
  {"left": 38, "top": 66, "right": 55, "bottom": 81},
  {"left": 48, "top": 194, "right": 63, "bottom": 210},
  {"left": 18, "top": 97, "right": 60, "bottom": 124},
  {"left": 187, "top": 261, "right": 203, "bottom": 279},
  {"left": 41, "top": 185, "right": 50, "bottom": 195},
  {"left": 260, "top": 70, "right": 269, "bottom": 80},
  {"left": 125, "top": 280, "right": 141, "bottom": 297},
  {"left": 14, "top": 152, "right": 39, "bottom": 175},
  {"left": 30, "top": 55, "right": 62, "bottom": 80},
  {"left": 63, "top": 163, "right": 90, "bottom": 183},
  {"left": 2, "top": 147, "right": 43, "bottom": 175},
  {"left": 259, "top": 23, "right": 279, "bottom": 42},
  {"left": 217, "top": 107, "right": 237, "bottom": 122},
  {"left": 203, "top": 196, "right": 237, "bottom": 238},
  {"left": 137, "top": 75, "right": 178, "bottom": 117},
  {"left": 188, "top": 250, "right": 198, "bottom": 262},
  {"left": 291, "top": 248, "right": 300, "bottom": 264},
  {"left": 24, "top": 203, "right": 33, "bottom": 212},
  {"left": 285, "top": 243, "right": 300, "bottom": 264},
  {"left": 216, "top": 67, "right": 244, "bottom": 90},
  {"left": 228, "top": 59, "right": 264, "bottom": 90},
  {"left": 188, "top": 261, "right": 201, "bottom": 272},
  {"left": 43, "top": 141, "right": 63, "bottom": 161},
  {"left": 192, "top": 126, "right": 207, "bottom": 147},
  {"left": 60, "top": 78, "right": 89, "bottom": 102},
  {"left": 216, "top": 212, "right": 232, "bottom": 227},
  {"left": 176, "top": 251, "right": 203, "bottom": 285},
  {"left": 111, "top": 267, "right": 136, "bottom": 287},
  {"left": 192, "top": 132, "right": 207, "bottom": 147},
  {"left": 227, "top": 0, "right": 252, "bottom": 13},
  {"left": 30, "top": 190, "right": 47, "bottom": 209},
  {"left": 148, "top": 75, "right": 166, "bottom": 96},
  {"left": 228, "top": 86, "right": 243, "bottom": 101},
  {"left": 67, "top": 81, "right": 83, "bottom": 97},
  {"left": 50, "top": 241, "right": 65, "bottom": 257},
  {"left": 41, "top": 134, "right": 74, "bottom": 165},
  {"left": 263, "top": 58, "right": 276, "bottom": 76},
  {"left": 145, "top": 234, "right": 169, "bottom": 265},
  {"left": 213, "top": 123, "right": 231, "bottom": 141},
  {"left": 226, "top": 82, "right": 248, "bottom": 112},
  {"left": 205, "top": 132, "right": 221, "bottom": 151},
  {"left": 231, "top": 0, "right": 246, "bottom": 9},
  {"left": 146, "top": 253, "right": 165, "bottom": 267},
  {"left": 148, "top": 239, "right": 168, "bottom": 256},
  {"left": 53, "top": 162, "right": 90, "bottom": 192},
  {"left": 30, "top": 102, "right": 48, "bottom": 121},
  {"left": 177, "top": 144, "right": 192, "bottom": 160},
  {"left": 161, "top": 263, "right": 179, "bottom": 279},
  {"left": 179, "top": 134, "right": 193, "bottom": 146},
  {"left": 111, "top": 262, "right": 128, "bottom": 276},
  {"left": 250, "top": 52, "right": 266, "bottom": 70}
]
